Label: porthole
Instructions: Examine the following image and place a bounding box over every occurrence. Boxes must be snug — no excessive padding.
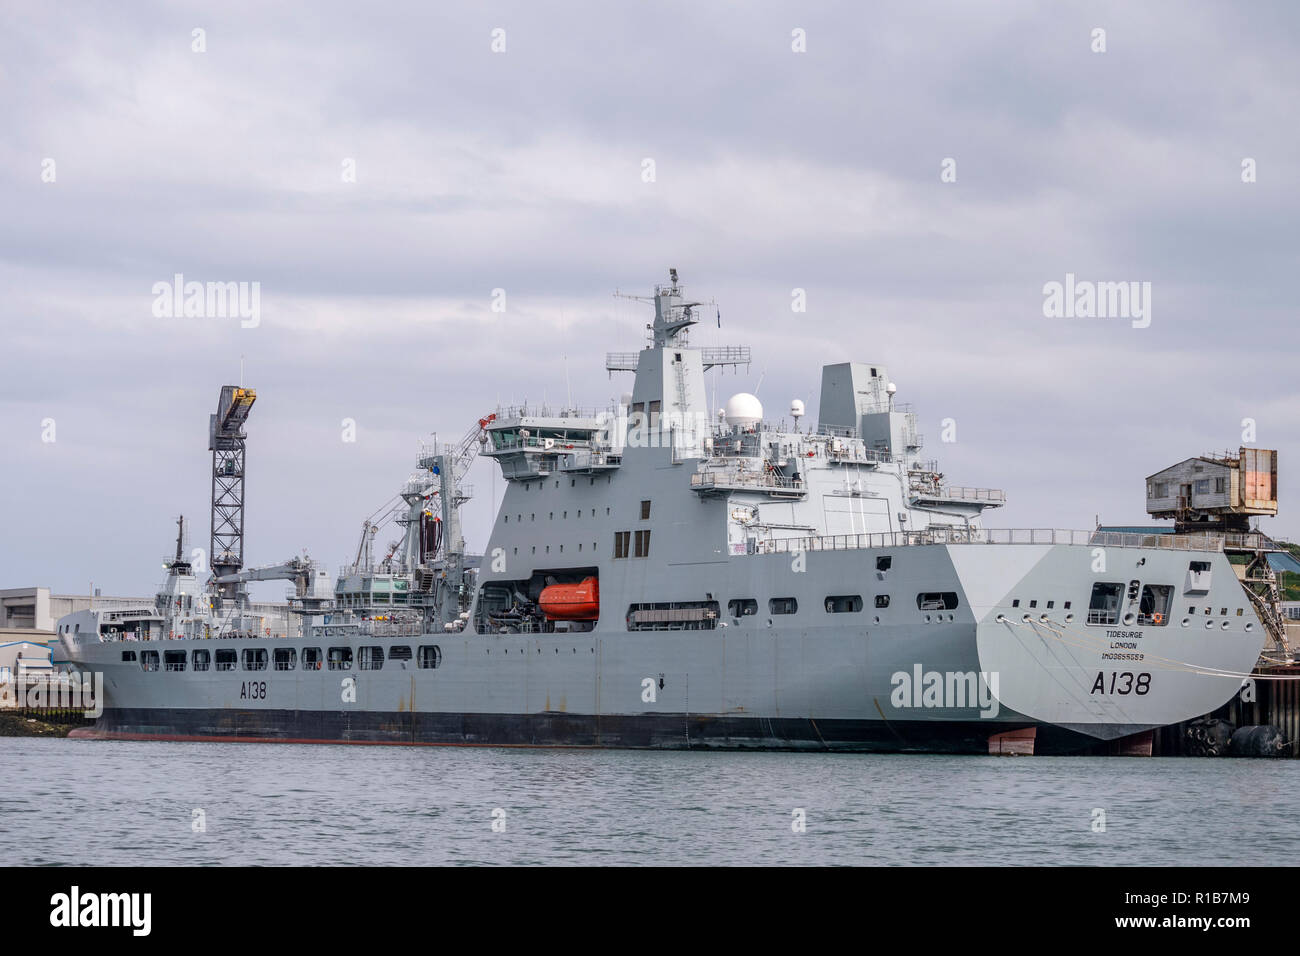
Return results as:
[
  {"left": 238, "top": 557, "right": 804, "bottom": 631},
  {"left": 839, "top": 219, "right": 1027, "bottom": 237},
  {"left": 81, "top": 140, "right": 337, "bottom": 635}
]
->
[
  {"left": 1181, "top": 618, "right": 1190, "bottom": 627},
  {"left": 1123, "top": 613, "right": 1135, "bottom": 626},
  {"left": 1065, "top": 613, "right": 1075, "bottom": 623},
  {"left": 1221, "top": 621, "right": 1230, "bottom": 630},
  {"left": 873, "top": 616, "right": 881, "bottom": 624},
  {"left": 996, "top": 614, "right": 1006, "bottom": 623},
  {"left": 1022, "top": 614, "right": 1031, "bottom": 622},
  {"left": 1039, "top": 614, "right": 1049, "bottom": 623},
  {"left": 1245, "top": 622, "right": 1254, "bottom": 632},
  {"left": 1204, "top": 620, "right": 1214, "bottom": 629}
]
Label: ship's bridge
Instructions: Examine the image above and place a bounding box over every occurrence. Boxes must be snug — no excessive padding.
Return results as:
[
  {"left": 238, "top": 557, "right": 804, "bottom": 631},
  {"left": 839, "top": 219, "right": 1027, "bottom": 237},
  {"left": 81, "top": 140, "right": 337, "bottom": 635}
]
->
[{"left": 481, "top": 404, "right": 622, "bottom": 480}]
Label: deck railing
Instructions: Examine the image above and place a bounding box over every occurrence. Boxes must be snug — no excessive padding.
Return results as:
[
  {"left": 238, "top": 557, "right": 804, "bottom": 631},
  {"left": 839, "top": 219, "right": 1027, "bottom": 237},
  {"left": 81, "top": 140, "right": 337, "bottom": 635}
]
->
[
  {"left": 754, "top": 527, "right": 1240, "bottom": 555},
  {"left": 691, "top": 472, "right": 805, "bottom": 492}
]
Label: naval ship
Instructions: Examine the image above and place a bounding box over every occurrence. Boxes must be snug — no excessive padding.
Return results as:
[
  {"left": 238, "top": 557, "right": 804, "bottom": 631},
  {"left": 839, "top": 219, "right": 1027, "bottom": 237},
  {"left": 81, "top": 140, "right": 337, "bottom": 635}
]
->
[{"left": 55, "top": 271, "right": 1269, "bottom": 753}]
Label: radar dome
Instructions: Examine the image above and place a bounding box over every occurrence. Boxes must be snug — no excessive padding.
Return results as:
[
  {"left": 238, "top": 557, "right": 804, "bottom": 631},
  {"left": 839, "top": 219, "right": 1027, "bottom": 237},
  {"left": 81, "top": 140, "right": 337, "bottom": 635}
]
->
[
  {"left": 724, "top": 393, "right": 763, "bottom": 427},
  {"left": 790, "top": 399, "right": 805, "bottom": 419},
  {"left": 886, "top": 382, "right": 897, "bottom": 395}
]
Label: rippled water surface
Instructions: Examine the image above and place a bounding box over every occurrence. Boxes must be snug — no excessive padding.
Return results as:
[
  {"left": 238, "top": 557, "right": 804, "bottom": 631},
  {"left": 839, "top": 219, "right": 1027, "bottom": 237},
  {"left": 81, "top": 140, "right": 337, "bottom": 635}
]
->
[{"left": 5, "top": 739, "right": 1297, "bottom": 865}]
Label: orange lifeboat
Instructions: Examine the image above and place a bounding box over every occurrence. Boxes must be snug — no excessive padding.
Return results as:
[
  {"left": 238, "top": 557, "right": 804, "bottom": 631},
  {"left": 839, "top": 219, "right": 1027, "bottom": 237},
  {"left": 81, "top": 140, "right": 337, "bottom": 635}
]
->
[{"left": 539, "top": 577, "right": 600, "bottom": 621}]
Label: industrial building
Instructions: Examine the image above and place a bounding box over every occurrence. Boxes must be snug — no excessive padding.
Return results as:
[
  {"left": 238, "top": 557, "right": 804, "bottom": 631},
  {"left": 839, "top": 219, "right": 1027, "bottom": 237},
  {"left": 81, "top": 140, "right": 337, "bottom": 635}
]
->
[{"left": 1146, "top": 448, "right": 1278, "bottom": 533}]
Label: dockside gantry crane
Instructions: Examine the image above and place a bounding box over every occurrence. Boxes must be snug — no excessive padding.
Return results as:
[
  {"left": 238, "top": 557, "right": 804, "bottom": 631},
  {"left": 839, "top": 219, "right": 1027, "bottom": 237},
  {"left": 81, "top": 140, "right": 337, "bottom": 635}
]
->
[{"left": 208, "top": 385, "right": 256, "bottom": 606}]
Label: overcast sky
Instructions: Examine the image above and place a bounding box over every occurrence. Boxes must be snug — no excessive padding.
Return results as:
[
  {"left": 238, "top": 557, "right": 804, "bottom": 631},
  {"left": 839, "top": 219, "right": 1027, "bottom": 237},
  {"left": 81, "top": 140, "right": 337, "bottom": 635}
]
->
[{"left": 2, "top": 1, "right": 1298, "bottom": 598}]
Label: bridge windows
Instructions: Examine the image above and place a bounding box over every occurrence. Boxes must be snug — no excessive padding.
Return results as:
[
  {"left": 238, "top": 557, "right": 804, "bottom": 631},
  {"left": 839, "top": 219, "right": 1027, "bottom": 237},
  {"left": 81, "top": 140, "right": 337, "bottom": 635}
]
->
[
  {"left": 1086, "top": 582, "right": 1124, "bottom": 625},
  {"left": 825, "top": 595, "right": 863, "bottom": 613}
]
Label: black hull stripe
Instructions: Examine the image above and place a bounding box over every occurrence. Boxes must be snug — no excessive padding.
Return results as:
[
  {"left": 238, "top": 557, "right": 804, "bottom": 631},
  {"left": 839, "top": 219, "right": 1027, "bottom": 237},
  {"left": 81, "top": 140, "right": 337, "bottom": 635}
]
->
[{"left": 73, "top": 708, "right": 1096, "bottom": 754}]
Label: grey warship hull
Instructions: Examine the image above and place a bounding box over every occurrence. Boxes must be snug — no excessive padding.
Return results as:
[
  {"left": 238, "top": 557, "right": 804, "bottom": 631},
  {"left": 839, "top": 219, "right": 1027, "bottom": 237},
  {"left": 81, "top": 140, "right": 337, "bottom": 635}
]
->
[
  {"left": 63, "top": 536, "right": 1261, "bottom": 754},
  {"left": 56, "top": 272, "right": 1268, "bottom": 754}
]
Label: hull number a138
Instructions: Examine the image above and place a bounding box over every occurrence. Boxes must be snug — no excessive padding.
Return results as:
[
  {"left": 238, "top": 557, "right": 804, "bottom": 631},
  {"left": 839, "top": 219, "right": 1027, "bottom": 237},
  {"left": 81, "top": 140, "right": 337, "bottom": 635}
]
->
[{"left": 1091, "top": 672, "right": 1151, "bottom": 695}]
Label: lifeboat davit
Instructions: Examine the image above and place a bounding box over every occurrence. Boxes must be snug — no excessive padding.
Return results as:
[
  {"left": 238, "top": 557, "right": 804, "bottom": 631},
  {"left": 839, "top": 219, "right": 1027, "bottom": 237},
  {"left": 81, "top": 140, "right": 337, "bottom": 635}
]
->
[{"left": 539, "top": 577, "right": 600, "bottom": 621}]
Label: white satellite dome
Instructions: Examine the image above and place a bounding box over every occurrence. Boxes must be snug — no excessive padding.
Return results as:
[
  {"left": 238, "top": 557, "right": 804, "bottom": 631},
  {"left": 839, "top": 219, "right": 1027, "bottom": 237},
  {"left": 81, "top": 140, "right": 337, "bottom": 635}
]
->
[
  {"left": 886, "top": 382, "right": 897, "bottom": 395},
  {"left": 790, "top": 399, "right": 805, "bottom": 419},
  {"left": 724, "top": 393, "right": 763, "bottom": 427}
]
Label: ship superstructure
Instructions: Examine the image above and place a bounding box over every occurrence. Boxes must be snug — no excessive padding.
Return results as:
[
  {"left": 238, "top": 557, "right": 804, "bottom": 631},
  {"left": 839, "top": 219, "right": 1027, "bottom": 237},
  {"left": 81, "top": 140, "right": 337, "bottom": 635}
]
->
[{"left": 55, "top": 271, "right": 1270, "bottom": 754}]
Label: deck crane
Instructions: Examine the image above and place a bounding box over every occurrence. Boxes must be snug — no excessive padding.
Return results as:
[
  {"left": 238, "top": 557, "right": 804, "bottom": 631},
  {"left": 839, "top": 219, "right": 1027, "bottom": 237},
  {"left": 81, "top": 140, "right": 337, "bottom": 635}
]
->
[
  {"left": 417, "top": 413, "right": 495, "bottom": 564},
  {"left": 344, "top": 413, "right": 494, "bottom": 630},
  {"left": 407, "top": 413, "right": 494, "bottom": 628},
  {"left": 213, "top": 555, "right": 333, "bottom": 619}
]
